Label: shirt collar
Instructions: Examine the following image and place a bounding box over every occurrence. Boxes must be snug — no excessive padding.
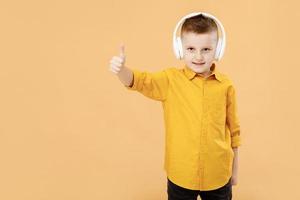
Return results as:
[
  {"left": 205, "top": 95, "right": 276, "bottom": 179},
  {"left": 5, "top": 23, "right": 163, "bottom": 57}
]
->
[{"left": 183, "top": 63, "right": 223, "bottom": 82}]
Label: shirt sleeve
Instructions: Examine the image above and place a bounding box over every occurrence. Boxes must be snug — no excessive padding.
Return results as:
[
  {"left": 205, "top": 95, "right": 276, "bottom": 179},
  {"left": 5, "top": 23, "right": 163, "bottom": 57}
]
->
[
  {"left": 124, "top": 68, "right": 170, "bottom": 101},
  {"left": 226, "top": 84, "right": 242, "bottom": 148}
]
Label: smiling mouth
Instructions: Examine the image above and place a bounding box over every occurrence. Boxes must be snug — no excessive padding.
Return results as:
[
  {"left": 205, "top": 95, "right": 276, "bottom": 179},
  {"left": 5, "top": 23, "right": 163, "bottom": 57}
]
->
[{"left": 193, "top": 62, "right": 205, "bottom": 65}]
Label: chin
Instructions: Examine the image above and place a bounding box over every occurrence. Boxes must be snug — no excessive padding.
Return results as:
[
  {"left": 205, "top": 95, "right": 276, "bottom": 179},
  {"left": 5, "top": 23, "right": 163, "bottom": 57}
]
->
[{"left": 190, "top": 66, "right": 208, "bottom": 73}]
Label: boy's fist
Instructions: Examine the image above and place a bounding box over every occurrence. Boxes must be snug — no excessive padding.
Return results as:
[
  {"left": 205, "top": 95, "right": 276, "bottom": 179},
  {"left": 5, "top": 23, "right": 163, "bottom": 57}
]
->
[{"left": 109, "top": 44, "right": 126, "bottom": 74}]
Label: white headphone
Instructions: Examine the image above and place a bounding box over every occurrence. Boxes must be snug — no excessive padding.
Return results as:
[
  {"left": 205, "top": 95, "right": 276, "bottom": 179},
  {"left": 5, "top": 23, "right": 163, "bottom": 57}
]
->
[{"left": 173, "top": 12, "right": 226, "bottom": 61}]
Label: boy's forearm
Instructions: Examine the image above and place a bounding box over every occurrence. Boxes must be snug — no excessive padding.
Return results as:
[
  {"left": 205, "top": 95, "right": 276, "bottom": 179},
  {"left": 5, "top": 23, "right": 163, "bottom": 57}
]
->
[
  {"left": 232, "top": 147, "right": 238, "bottom": 175},
  {"left": 117, "top": 66, "right": 133, "bottom": 87}
]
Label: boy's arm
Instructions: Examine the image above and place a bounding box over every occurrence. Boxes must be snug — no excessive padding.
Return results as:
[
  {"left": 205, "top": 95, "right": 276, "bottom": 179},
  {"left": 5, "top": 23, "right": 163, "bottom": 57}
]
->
[
  {"left": 121, "top": 67, "right": 170, "bottom": 101},
  {"left": 226, "top": 84, "right": 242, "bottom": 148},
  {"left": 226, "top": 84, "right": 240, "bottom": 183},
  {"left": 232, "top": 147, "right": 238, "bottom": 178},
  {"left": 109, "top": 44, "right": 169, "bottom": 101}
]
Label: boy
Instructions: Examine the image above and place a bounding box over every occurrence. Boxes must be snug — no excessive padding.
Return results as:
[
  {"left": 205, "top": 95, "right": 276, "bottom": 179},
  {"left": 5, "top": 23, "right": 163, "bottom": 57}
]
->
[{"left": 109, "top": 13, "right": 241, "bottom": 200}]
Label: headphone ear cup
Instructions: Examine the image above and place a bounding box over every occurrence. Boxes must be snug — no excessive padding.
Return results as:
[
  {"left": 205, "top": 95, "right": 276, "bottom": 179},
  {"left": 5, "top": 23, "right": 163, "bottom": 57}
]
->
[
  {"left": 176, "top": 37, "right": 183, "bottom": 59},
  {"left": 215, "top": 37, "right": 222, "bottom": 61},
  {"left": 173, "top": 37, "right": 179, "bottom": 59}
]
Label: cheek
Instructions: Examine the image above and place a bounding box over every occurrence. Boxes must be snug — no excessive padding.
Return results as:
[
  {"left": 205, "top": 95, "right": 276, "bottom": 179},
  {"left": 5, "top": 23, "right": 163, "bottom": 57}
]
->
[
  {"left": 209, "top": 51, "right": 216, "bottom": 57},
  {"left": 183, "top": 54, "right": 192, "bottom": 61},
  {"left": 183, "top": 52, "right": 193, "bottom": 59},
  {"left": 203, "top": 53, "right": 214, "bottom": 60}
]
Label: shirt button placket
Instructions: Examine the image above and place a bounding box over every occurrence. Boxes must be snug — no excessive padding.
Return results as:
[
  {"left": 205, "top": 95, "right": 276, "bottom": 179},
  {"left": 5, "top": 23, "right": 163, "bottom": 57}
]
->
[
  {"left": 202, "top": 79, "right": 208, "bottom": 151},
  {"left": 199, "top": 78, "right": 208, "bottom": 188}
]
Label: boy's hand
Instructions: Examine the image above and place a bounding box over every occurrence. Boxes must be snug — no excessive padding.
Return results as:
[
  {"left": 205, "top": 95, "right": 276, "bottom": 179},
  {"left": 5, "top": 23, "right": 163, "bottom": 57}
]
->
[{"left": 109, "top": 44, "right": 126, "bottom": 74}]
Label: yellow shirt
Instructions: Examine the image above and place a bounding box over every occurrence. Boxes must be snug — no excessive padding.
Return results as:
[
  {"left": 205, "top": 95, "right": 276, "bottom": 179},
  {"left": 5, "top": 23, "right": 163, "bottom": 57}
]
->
[{"left": 124, "top": 63, "right": 241, "bottom": 191}]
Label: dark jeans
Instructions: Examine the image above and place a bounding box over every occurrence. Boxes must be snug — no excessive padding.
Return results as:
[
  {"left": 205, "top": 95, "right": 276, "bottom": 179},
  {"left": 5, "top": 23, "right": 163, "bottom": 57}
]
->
[{"left": 167, "top": 177, "right": 232, "bottom": 200}]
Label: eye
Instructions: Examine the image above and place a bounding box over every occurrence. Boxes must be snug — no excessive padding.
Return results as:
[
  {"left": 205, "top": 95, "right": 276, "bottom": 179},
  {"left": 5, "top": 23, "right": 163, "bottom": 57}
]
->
[{"left": 203, "top": 48, "right": 211, "bottom": 51}]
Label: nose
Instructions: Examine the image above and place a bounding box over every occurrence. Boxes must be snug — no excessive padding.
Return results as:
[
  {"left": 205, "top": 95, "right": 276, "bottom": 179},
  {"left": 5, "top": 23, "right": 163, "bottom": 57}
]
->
[{"left": 194, "top": 51, "right": 204, "bottom": 60}]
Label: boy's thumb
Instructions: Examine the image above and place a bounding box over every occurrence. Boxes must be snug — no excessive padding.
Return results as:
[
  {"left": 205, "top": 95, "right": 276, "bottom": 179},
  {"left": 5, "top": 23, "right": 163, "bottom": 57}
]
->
[{"left": 120, "top": 44, "right": 125, "bottom": 58}]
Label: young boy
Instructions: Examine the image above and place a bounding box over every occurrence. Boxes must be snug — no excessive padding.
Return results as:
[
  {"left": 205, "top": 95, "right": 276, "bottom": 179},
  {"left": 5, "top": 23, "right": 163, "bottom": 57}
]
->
[{"left": 109, "top": 13, "right": 241, "bottom": 200}]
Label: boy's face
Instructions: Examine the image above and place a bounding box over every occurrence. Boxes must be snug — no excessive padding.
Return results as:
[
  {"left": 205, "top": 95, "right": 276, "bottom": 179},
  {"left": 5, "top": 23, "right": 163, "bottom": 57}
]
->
[{"left": 181, "top": 31, "right": 218, "bottom": 75}]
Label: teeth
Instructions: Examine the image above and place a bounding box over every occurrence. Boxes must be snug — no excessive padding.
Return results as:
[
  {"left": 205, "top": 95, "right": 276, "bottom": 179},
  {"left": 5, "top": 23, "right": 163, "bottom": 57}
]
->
[{"left": 194, "top": 62, "right": 204, "bottom": 64}]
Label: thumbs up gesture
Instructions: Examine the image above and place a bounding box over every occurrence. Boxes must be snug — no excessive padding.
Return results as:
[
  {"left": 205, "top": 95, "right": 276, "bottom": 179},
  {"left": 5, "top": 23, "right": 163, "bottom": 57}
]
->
[{"left": 109, "top": 44, "right": 126, "bottom": 74}]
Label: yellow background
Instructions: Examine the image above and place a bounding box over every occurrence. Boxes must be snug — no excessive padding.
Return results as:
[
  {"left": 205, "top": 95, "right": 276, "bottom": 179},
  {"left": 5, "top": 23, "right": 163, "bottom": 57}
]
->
[{"left": 0, "top": 0, "right": 299, "bottom": 199}]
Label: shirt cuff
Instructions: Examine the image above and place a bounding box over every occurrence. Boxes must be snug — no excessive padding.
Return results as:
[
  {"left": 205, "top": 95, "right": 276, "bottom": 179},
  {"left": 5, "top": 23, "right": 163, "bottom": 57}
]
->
[{"left": 231, "top": 135, "right": 241, "bottom": 148}]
